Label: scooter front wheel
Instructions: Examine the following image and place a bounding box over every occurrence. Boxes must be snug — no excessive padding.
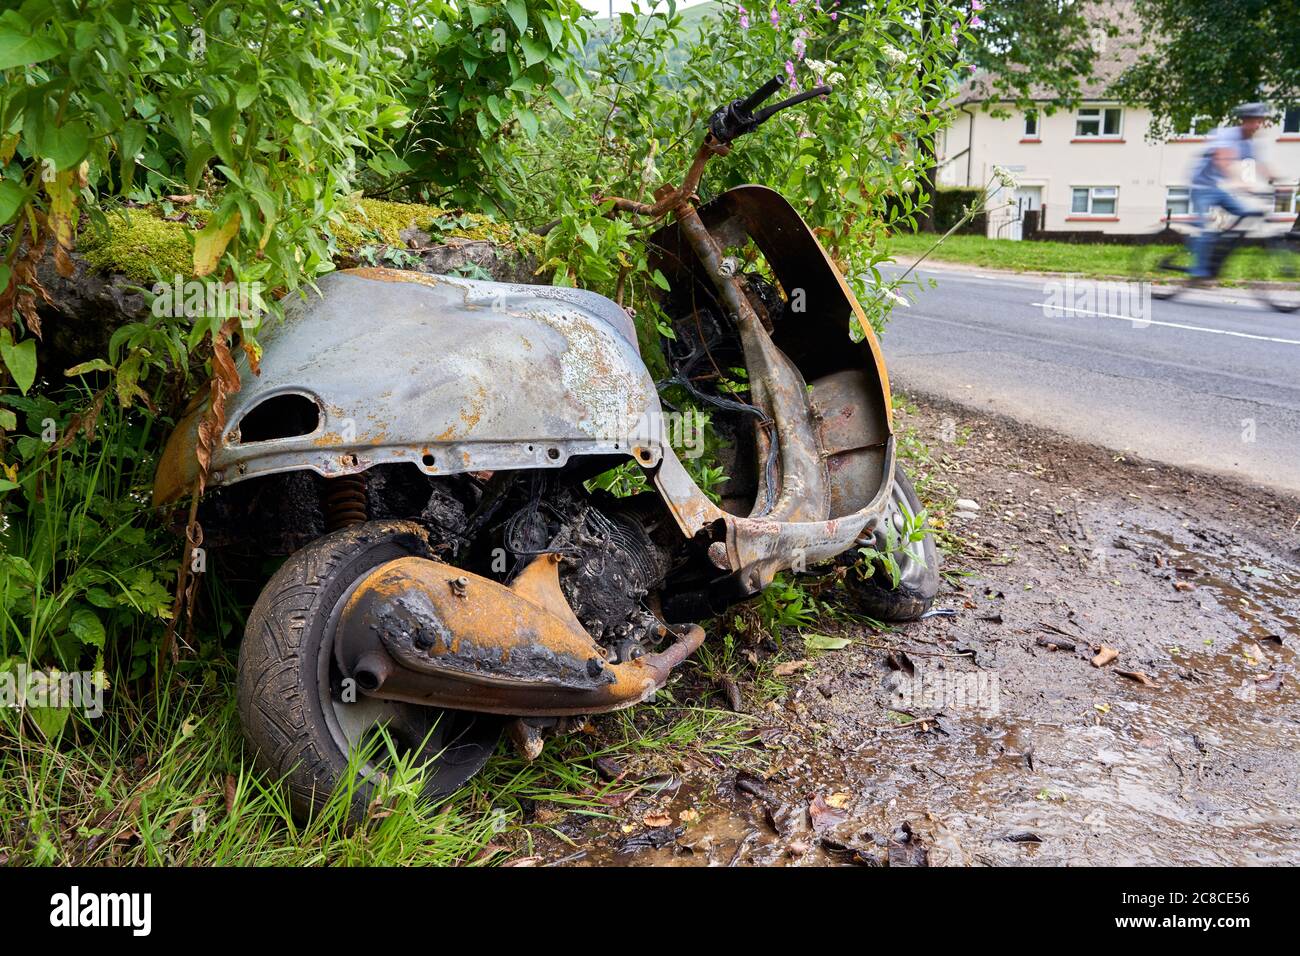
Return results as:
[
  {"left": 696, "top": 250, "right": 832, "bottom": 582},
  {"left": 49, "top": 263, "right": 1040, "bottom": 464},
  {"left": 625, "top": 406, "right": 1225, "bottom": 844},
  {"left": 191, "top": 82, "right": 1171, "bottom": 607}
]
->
[
  {"left": 237, "top": 520, "right": 502, "bottom": 824},
  {"left": 843, "top": 463, "right": 940, "bottom": 622}
]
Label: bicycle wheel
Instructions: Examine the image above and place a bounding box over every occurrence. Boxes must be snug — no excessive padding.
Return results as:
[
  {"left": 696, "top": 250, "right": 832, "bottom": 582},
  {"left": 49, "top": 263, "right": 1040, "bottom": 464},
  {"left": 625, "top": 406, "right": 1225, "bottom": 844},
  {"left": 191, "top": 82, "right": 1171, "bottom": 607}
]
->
[
  {"left": 1132, "top": 242, "right": 1193, "bottom": 301},
  {"left": 1254, "top": 233, "right": 1300, "bottom": 313}
]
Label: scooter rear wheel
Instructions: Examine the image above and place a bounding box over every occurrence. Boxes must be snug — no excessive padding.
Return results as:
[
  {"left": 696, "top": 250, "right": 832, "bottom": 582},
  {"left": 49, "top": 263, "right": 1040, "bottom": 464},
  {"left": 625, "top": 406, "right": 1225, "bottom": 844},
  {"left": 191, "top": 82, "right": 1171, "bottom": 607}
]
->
[
  {"left": 237, "top": 520, "right": 502, "bottom": 824},
  {"left": 844, "top": 463, "right": 940, "bottom": 622}
]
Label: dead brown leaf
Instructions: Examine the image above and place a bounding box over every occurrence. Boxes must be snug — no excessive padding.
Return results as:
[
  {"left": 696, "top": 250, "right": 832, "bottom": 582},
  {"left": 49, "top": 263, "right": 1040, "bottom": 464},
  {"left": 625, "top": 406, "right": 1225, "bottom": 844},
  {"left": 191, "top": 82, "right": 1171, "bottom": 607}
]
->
[
  {"left": 809, "top": 794, "right": 849, "bottom": 833},
  {"left": 1091, "top": 645, "right": 1119, "bottom": 667},
  {"left": 1116, "top": 669, "right": 1156, "bottom": 687}
]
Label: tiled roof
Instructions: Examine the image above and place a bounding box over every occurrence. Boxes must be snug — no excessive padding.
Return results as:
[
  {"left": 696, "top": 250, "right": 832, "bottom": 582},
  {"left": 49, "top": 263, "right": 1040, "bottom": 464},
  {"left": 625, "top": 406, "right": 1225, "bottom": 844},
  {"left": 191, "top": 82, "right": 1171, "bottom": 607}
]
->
[{"left": 955, "top": 0, "right": 1147, "bottom": 105}]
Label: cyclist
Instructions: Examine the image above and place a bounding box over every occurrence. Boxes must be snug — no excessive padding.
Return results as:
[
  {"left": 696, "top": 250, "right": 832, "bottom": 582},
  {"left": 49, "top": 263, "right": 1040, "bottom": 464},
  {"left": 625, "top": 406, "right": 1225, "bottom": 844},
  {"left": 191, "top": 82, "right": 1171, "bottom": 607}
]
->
[{"left": 1188, "top": 102, "right": 1275, "bottom": 280}]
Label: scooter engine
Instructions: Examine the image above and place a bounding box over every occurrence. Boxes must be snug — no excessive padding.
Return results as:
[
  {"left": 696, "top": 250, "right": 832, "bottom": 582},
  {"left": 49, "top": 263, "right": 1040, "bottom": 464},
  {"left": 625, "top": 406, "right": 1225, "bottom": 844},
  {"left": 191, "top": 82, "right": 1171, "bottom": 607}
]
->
[{"left": 497, "top": 487, "right": 673, "bottom": 663}]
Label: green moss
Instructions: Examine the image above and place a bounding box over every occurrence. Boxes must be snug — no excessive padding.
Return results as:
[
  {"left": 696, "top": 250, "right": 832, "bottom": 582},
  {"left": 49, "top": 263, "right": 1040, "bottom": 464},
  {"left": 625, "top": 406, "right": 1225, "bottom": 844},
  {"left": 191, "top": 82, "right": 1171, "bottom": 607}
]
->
[
  {"left": 76, "top": 197, "right": 541, "bottom": 282},
  {"left": 332, "top": 197, "right": 446, "bottom": 251},
  {"left": 332, "top": 196, "right": 542, "bottom": 256},
  {"left": 79, "top": 208, "right": 197, "bottom": 282}
]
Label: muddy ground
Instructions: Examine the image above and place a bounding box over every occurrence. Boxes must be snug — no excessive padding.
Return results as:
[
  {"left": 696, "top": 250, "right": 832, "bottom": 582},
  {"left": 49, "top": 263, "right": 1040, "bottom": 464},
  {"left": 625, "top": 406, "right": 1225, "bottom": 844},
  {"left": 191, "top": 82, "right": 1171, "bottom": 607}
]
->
[{"left": 530, "top": 394, "right": 1300, "bottom": 866}]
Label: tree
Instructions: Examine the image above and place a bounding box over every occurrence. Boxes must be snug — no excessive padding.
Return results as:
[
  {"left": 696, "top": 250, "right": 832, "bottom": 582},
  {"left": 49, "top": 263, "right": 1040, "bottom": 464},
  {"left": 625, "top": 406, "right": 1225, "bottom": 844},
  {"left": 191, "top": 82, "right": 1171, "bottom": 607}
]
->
[
  {"left": 1113, "top": 0, "right": 1300, "bottom": 136},
  {"left": 960, "top": 0, "right": 1104, "bottom": 112},
  {"left": 835, "top": 1, "right": 1105, "bottom": 112}
]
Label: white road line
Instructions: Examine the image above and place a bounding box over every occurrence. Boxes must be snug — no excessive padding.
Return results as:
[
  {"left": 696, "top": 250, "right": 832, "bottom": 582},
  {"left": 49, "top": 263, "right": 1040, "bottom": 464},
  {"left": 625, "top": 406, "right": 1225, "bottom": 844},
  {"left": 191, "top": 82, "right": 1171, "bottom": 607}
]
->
[{"left": 1027, "top": 302, "right": 1300, "bottom": 346}]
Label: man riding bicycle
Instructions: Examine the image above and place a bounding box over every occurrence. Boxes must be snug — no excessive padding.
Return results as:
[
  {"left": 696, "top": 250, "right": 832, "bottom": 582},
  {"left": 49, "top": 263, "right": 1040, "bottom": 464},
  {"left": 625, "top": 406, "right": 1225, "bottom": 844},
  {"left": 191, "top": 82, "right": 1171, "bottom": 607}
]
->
[{"left": 1187, "top": 102, "right": 1275, "bottom": 280}]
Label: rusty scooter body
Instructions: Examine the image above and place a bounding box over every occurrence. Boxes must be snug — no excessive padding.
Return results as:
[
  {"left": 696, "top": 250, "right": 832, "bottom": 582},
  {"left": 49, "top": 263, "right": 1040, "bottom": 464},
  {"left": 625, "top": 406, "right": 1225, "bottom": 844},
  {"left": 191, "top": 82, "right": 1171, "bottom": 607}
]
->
[{"left": 154, "top": 76, "right": 937, "bottom": 818}]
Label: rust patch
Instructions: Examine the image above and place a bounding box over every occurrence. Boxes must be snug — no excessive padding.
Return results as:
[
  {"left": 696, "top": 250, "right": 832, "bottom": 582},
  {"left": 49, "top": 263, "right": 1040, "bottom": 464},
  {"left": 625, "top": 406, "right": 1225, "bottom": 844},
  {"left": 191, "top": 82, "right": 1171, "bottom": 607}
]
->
[
  {"left": 334, "top": 554, "right": 704, "bottom": 716},
  {"left": 344, "top": 266, "right": 442, "bottom": 289}
]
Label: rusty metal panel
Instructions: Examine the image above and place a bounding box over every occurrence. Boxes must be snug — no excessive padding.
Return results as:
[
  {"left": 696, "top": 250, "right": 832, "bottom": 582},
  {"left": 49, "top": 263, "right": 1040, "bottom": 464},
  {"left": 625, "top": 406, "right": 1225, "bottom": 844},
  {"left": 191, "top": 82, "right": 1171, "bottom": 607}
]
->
[
  {"left": 333, "top": 552, "right": 705, "bottom": 717},
  {"left": 154, "top": 268, "right": 662, "bottom": 504},
  {"left": 809, "top": 369, "right": 892, "bottom": 518}
]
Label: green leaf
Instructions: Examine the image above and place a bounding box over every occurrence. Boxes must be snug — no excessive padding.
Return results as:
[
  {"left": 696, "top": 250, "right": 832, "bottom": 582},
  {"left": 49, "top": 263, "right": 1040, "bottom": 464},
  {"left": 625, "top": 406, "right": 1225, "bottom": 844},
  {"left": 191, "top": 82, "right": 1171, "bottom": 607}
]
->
[
  {"left": 27, "top": 706, "right": 71, "bottom": 740},
  {"left": 0, "top": 328, "right": 37, "bottom": 394},
  {"left": 519, "top": 35, "right": 548, "bottom": 68},
  {"left": 41, "top": 121, "right": 91, "bottom": 171},
  {"left": 804, "top": 633, "right": 852, "bottom": 651},
  {"left": 505, "top": 0, "right": 528, "bottom": 35},
  {"left": 0, "top": 12, "right": 61, "bottom": 70},
  {"left": 64, "top": 358, "right": 113, "bottom": 377},
  {"left": 69, "top": 607, "right": 106, "bottom": 648},
  {"left": 207, "top": 102, "right": 238, "bottom": 168},
  {"left": 546, "top": 87, "right": 575, "bottom": 120},
  {"left": 540, "top": 15, "right": 564, "bottom": 50},
  {"left": 517, "top": 106, "right": 538, "bottom": 139},
  {"left": 0, "top": 178, "right": 27, "bottom": 225},
  {"left": 0, "top": 407, "right": 15, "bottom": 430}
]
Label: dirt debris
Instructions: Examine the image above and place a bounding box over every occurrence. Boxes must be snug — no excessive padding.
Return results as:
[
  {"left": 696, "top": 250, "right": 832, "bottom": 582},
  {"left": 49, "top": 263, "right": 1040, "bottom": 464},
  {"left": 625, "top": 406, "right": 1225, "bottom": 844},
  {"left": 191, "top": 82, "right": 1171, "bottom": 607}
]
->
[{"left": 531, "top": 395, "right": 1300, "bottom": 866}]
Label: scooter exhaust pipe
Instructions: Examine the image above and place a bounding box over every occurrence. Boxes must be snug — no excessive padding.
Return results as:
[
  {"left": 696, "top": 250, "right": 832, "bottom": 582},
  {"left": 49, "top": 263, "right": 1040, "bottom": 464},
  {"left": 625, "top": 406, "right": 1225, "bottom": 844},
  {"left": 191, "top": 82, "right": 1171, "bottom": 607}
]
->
[{"left": 351, "top": 652, "right": 392, "bottom": 694}]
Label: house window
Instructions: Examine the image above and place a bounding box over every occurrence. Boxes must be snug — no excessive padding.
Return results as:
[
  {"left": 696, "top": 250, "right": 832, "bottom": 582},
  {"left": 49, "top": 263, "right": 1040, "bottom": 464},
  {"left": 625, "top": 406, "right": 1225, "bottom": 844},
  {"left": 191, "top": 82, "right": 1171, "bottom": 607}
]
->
[
  {"left": 1173, "top": 117, "right": 1210, "bottom": 138},
  {"left": 1023, "top": 110, "right": 1039, "bottom": 138},
  {"left": 1072, "top": 186, "right": 1118, "bottom": 215},
  {"left": 1166, "top": 186, "right": 1191, "bottom": 216},
  {"left": 1284, "top": 107, "right": 1300, "bottom": 134},
  {"left": 1275, "top": 189, "right": 1298, "bottom": 215},
  {"left": 1075, "top": 106, "right": 1122, "bottom": 137}
]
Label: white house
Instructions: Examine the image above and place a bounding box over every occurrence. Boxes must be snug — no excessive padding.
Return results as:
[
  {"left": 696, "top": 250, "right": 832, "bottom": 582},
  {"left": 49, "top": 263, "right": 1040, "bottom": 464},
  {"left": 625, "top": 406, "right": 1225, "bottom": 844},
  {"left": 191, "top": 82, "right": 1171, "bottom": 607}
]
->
[{"left": 936, "top": 36, "right": 1300, "bottom": 239}]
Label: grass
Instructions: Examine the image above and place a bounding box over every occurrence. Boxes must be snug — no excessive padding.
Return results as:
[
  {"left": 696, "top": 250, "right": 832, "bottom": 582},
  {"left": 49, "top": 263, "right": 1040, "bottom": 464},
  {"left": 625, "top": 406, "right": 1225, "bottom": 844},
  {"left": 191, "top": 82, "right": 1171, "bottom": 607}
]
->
[
  {"left": 0, "top": 656, "right": 765, "bottom": 866},
  {"left": 886, "top": 231, "right": 1286, "bottom": 283}
]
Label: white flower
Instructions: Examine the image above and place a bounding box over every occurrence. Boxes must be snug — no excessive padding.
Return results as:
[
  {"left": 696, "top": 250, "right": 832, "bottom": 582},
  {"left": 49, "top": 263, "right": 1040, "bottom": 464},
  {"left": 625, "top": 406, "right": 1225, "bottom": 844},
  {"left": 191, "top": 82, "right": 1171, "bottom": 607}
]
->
[
  {"left": 881, "top": 44, "right": 906, "bottom": 66},
  {"left": 992, "top": 165, "right": 1019, "bottom": 190},
  {"left": 874, "top": 285, "right": 911, "bottom": 308}
]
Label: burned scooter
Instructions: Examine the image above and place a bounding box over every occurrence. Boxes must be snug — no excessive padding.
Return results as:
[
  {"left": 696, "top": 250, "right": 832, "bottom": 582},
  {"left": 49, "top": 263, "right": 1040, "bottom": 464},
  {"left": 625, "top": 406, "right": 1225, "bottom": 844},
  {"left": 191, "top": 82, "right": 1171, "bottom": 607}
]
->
[{"left": 153, "top": 75, "right": 938, "bottom": 819}]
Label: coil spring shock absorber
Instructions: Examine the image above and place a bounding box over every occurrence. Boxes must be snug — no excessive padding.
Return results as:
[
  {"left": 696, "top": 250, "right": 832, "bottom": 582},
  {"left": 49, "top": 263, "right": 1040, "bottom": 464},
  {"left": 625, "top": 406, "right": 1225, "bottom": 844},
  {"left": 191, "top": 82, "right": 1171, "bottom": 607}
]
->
[{"left": 324, "top": 474, "right": 368, "bottom": 531}]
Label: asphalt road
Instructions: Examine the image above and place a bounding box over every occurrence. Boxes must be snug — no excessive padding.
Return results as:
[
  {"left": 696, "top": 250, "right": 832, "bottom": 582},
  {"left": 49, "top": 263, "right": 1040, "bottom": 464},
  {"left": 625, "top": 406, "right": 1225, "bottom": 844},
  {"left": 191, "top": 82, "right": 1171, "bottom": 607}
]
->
[{"left": 879, "top": 263, "right": 1300, "bottom": 495}]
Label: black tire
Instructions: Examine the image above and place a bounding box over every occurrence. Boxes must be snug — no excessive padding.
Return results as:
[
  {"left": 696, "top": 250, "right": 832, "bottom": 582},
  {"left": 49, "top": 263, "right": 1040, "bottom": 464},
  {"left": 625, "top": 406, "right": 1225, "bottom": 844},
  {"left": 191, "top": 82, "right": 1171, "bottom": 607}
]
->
[
  {"left": 1255, "top": 234, "right": 1300, "bottom": 314},
  {"left": 844, "top": 463, "right": 939, "bottom": 622},
  {"left": 237, "top": 519, "right": 502, "bottom": 823},
  {"left": 1132, "top": 242, "right": 1191, "bottom": 301}
]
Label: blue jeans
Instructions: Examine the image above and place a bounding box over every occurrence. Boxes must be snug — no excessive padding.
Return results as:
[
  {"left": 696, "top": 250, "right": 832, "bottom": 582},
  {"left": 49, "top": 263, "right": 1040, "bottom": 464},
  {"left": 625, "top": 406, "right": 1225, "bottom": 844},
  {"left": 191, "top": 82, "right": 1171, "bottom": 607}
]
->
[{"left": 1189, "top": 186, "right": 1253, "bottom": 278}]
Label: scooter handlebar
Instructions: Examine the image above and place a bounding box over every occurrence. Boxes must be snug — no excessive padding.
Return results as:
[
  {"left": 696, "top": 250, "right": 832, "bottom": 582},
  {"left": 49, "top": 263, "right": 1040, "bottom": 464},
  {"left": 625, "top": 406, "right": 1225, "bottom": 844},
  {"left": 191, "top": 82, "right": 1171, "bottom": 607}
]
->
[
  {"left": 737, "top": 74, "right": 785, "bottom": 113},
  {"left": 709, "top": 75, "right": 832, "bottom": 144}
]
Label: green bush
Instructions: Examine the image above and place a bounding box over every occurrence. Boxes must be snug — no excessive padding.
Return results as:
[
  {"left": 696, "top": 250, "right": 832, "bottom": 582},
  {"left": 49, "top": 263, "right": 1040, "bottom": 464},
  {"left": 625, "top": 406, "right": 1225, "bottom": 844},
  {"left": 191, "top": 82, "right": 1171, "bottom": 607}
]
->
[
  {"left": 928, "top": 187, "right": 987, "bottom": 235},
  {"left": 1, "top": 0, "right": 970, "bottom": 698}
]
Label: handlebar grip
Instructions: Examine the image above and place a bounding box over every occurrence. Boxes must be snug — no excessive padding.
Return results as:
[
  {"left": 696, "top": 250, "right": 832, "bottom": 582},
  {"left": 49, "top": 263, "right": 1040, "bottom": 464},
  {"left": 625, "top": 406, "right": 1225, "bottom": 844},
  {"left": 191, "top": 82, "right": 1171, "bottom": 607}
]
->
[
  {"left": 738, "top": 75, "right": 784, "bottom": 114},
  {"left": 752, "top": 85, "right": 832, "bottom": 125}
]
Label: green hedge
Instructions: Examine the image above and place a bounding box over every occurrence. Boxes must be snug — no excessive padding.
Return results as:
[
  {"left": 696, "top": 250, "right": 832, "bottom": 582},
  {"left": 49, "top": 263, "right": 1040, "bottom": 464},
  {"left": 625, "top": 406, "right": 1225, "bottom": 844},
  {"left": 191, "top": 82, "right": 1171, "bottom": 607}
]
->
[{"left": 930, "top": 188, "right": 986, "bottom": 234}]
